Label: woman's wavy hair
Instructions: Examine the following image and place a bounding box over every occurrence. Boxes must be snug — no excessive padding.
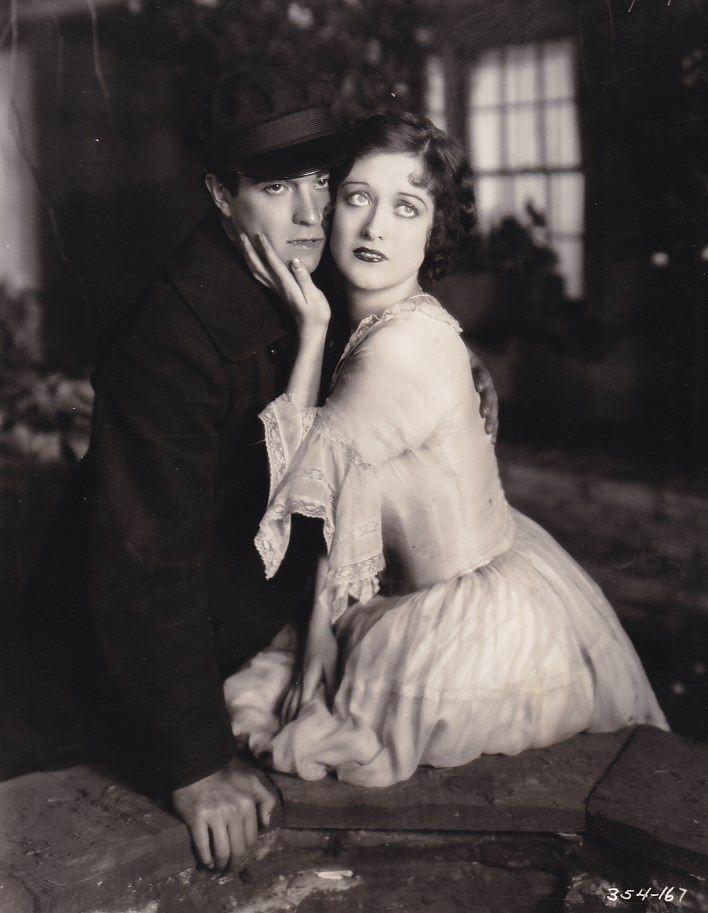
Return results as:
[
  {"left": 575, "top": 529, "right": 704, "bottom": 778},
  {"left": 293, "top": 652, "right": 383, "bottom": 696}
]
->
[{"left": 329, "top": 110, "right": 477, "bottom": 282}]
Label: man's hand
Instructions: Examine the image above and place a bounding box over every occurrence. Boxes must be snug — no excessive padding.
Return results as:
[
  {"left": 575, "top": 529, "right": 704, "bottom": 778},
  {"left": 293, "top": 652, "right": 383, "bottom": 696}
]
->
[
  {"left": 171, "top": 758, "right": 277, "bottom": 871},
  {"left": 466, "top": 346, "right": 499, "bottom": 442}
]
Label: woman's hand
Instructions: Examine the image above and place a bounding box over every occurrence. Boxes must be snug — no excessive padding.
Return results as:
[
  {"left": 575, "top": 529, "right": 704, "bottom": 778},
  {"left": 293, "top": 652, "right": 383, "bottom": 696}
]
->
[
  {"left": 280, "top": 620, "right": 338, "bottom": 726},
  {"left": 239, "top": 232, "right": 330, "bottom": 336},
  {"left": 280, "top": 569, "right": 338, "bottom": 725}
]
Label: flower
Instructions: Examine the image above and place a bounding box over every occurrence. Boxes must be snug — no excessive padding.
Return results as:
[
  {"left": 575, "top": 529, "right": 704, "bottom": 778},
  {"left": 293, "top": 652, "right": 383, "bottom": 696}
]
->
[{"left": 287, "top": 2, "right": 314, "bottom": 29}]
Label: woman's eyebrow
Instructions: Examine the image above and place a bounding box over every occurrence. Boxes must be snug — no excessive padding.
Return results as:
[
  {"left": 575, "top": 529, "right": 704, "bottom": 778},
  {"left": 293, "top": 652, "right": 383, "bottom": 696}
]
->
[
  {"left": 340, "top": 179, "right": 370, "bottom": 188},
  {"left": 397, "top": 190, "right": 429, "bottom": 210}
]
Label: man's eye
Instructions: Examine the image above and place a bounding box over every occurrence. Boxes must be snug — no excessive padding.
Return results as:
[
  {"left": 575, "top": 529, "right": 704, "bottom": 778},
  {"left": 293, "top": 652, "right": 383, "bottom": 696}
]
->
[
  {"left": 395, "top": 201, "right": 418, "bottom": 218},
  {"left": 315, "top": 176, "right": 330, "bottom": 190},
  {"left": 263, "top": 183, "right": 287, "bottom": 195},
  {"left": 346, "top": 191, "right": 370, "bottom": 207}
]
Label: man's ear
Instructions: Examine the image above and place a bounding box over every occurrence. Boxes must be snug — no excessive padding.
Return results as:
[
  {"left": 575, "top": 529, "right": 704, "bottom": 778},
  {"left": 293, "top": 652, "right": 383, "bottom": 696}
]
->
[{"left": 205, "top": 174, "right": 232, "bottom": 219}]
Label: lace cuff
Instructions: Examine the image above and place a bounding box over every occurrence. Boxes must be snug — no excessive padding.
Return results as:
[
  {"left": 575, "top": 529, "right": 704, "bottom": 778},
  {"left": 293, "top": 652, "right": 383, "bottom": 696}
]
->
[
  {"left": 255, "top": 405, "right": 384, "bottom": 623},
  {"left": 260, "top": 393, "right": 316, "bottom": 500}
]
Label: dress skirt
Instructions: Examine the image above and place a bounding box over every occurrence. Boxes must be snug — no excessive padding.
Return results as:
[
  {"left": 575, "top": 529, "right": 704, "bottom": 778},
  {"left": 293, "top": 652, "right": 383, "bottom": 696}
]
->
[{"left": 224, "top": 508, "right": 668, "bottom": 787}]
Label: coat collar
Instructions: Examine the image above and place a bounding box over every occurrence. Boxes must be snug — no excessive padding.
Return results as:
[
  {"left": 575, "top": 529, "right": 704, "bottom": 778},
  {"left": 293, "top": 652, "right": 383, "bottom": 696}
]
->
[{"left": 166, "top": 212, "right": 294, "bottom": 362}]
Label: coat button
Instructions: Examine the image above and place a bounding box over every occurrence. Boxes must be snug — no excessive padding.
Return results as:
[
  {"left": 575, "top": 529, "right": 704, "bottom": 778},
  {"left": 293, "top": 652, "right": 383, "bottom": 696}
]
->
[{"left": 267, "top": 342, "right": 279, "bottom": 362}]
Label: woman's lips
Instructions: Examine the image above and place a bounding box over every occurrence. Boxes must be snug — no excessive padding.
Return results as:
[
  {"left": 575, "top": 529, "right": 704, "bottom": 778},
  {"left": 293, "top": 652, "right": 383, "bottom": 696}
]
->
[{"left": 353, "top": 247, "right": 387, "bottom": 262}]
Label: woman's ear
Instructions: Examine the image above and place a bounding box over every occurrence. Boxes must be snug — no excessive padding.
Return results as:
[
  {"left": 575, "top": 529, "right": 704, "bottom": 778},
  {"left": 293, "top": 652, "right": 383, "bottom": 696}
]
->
[{"left": 205, "top": 174, "right": 233, "bottom": 219}]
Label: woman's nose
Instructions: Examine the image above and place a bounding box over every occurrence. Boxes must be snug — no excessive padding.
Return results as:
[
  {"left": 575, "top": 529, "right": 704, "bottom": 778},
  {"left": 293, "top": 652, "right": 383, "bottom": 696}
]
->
[
  {"left": 292, "top": 189, "right": 320, "bottom": 226},
  {"left": 361, "top": 205, "right": 385, "bottom": 240}
]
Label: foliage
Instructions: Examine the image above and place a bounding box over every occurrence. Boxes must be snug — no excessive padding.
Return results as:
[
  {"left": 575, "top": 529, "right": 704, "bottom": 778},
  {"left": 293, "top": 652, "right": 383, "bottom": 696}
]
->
[
  {"left": 0, "top": 285, "right": 92, "bottom": 464},
  {"left": 472, "top": 209, "right": 607, "bottom": 359},
  {"left": 132, "top": 0, "right": 441, "bottom": 119}
]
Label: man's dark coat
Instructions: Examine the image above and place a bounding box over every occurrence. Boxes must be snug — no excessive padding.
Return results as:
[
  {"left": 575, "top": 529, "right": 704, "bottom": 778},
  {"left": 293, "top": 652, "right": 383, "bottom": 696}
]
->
[{"left": 27, "top": 214, "right": 320, "bottom": 791}]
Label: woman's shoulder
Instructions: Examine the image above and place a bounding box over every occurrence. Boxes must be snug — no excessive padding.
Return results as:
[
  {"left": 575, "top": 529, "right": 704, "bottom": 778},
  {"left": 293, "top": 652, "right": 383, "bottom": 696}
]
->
[
  {"left": 361, "top": 295, "right": 460, "bottom": 349},
  {"left": 371, "top": 296, "right": 463, "bottom": 363}
]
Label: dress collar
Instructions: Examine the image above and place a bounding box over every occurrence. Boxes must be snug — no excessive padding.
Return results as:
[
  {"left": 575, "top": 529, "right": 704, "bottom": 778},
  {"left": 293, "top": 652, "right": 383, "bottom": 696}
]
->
[{"left": 331, "top": 293, "right": 462, "bottom": 388}]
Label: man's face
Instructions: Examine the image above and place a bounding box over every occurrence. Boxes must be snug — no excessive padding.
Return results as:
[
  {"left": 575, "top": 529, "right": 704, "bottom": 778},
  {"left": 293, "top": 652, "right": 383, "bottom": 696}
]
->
[{"left": 219, "top": 171, "right": 331, "bottom": 274}]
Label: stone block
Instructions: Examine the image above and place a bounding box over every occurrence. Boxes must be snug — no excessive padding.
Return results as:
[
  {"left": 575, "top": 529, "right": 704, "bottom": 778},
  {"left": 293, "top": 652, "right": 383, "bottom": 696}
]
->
[
  {"left": 0, "top": 765, "right": 193, "bottom": 913},
  {"left": 272, "top": 728, "right": 634, "bottom": 833},
  {"left": 586, "top": 726, "right": 708, "bottom": 877}
]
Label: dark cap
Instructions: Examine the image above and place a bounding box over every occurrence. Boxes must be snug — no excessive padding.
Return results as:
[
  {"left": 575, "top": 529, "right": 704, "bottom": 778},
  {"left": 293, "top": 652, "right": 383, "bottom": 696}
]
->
[{"left": 187, "top": 67, "right": 339, "bottom": 180}]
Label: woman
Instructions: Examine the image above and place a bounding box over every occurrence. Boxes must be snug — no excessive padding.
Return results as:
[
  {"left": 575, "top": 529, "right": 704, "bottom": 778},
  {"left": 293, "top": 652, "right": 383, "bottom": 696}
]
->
[{"left": 224, "top": 111, "right": 667, "bottom": 787}]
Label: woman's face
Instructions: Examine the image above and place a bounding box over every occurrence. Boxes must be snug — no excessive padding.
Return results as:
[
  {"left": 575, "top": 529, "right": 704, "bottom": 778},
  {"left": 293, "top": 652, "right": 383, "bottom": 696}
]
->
[{"left": 330, "top": 152, "right": 435, "bottom": 298}]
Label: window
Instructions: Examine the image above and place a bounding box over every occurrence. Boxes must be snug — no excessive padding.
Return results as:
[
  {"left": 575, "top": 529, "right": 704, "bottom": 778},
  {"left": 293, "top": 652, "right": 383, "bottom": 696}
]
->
[
  {"left": 425, "top": 56, "right": 447, "bottom": 133},
  {"left": 467, "top": 39, "right": 584, "bottom": 298}
]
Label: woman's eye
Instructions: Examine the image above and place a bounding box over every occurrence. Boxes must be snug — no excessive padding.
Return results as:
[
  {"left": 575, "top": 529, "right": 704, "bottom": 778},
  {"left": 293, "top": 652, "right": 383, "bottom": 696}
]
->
[
  {"left": 395, "top": 201, "right": 418, "bottom": 218},
  {"left": 346, "top": 191, "right": 370, "bottom": 207},
  {"left": 263, "top": 183, "right": 287, "bottom": 195}
]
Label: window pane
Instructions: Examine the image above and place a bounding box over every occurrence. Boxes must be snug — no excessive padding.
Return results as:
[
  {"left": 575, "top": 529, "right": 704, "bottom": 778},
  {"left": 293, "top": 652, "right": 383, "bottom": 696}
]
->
[
  {"left": 476, "top": 176, "right": 513, "bottom": 226},
  {"left": 544, "top": 100, "right": 580, "bottom": 166},
  {"left": 549, "top": 173, "right": 584, "bottom": 234},
  {"left": 514, "top": 174, "right": 547, "bottom": 222},
  {"left": 542, "top": 39, "right": 575, "bottom": 101},
  {"left": 469, "top": 49, "right": 502, "bottom": 108},
  {"left": 505, "top": 43, "right": 538, "bottom": 104},
  {"left": 468, "top": 109, "right": 502, "bottom": 170},
  {"left": 506, "top": 104, "right": 541, "bottom": 168},
  {"left": 552, "top": 236, "right": 584, "bottom": 298},
  {"left": 426, "top": 56, "right": 447, "bottom": 132}
]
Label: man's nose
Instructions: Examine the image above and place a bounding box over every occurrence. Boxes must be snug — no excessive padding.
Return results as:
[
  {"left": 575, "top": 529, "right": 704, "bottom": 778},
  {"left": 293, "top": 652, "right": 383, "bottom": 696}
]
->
[{"left": 292, "top": 189, "right": 320, "bottom": 226}]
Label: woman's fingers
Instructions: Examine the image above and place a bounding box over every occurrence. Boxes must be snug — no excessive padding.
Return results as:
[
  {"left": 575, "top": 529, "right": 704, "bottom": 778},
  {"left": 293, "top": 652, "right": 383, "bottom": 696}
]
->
[
  {"left": 279, "top": 676, "right": 301, "bottom": 725},
  {"left": 301, "top": 657, "right": 323, "bottom": 705},
  {"left": 289, "top": 258, "right": 331, "bottom": 328},
  {"left": 238, "top": 233, "right": 273, "bottom": 290},
  {"left": 256, "top": 233, "right": 301, "bottom": 293}
]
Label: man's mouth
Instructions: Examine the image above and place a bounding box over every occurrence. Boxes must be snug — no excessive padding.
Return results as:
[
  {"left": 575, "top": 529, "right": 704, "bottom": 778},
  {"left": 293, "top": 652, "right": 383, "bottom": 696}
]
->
[
  {"left": 288, "top": 238, "right": 325, "bottom": 249},
  {"left": 353, "top": 247, "right": 387, "bottom": 263}
]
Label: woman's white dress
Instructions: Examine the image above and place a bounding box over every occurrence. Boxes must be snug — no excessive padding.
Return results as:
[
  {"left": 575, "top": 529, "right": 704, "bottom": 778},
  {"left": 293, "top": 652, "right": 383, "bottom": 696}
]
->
[{"left": 223, "top": 295, "right": 667, "bottom": 787}]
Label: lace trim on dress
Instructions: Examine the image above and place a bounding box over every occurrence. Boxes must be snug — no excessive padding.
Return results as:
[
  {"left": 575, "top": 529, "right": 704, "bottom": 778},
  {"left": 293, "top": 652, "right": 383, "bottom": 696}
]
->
[
  {"left": 255, "top": 497, "right": 332, "bottom": 580},
  {"left": 255, "top": 405, "right": 384, "bottom": 621},
  {"left": 310, "top": 414, "right": 376, "bottom": 473},
  {"left": 331, "top": 293, "right": 463, "bottom": 390},
  {"left": 260, "top": 402, "right": 287, "bottom": 500},
  {"left": 260, "top": 395, "right": 316, "bottom": 499}
]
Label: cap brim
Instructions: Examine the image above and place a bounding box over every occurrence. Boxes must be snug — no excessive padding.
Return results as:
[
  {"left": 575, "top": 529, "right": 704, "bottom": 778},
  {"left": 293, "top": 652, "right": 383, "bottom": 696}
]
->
[{"left": 238, "top": 134, "right": 340, "bottom": 180}]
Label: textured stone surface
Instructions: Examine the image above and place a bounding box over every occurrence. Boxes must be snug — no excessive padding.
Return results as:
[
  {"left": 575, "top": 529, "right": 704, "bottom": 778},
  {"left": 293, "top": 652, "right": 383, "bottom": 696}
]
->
[
  {"left": 5, "top": 726, "right": 706, "bottom": 912},
  {"left": 0, "top": 765, "right": 193, "bottom": 913},
  {"left": 587, "top": 725, "right": 708, "bottom": 877},
  {"left": 272, "top": 729, "right": 634, "bottom": 833},
  {"left": 96, "top": 830, "right": 562, "bottom": 913}
]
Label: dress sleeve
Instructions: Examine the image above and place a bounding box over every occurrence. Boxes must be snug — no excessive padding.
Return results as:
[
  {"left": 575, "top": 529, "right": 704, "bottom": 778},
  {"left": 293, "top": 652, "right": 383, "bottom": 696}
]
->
[{"left": 255, "top": 313, "right": 455, "bottom": 622}]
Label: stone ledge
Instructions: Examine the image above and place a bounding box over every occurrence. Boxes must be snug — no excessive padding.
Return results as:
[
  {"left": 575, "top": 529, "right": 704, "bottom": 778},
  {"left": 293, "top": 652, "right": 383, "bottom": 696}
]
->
[
  {"left": 271, "top": 729, "right": 633, "bottom": 833},
  {"left": 2, "top": 726, "right": 707, "bottom": 913},
  {"left": 586, "top": 725, "right": 708, "bottom": 878},
  {"left": 0, "top": 765, "right": 194, "bottom": 913}
]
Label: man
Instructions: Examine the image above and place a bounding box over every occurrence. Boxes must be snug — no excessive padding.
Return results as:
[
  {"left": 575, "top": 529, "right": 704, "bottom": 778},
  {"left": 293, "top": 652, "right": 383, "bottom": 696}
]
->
[{"left": 25, "top": 68, "right": 498, "bottom": 871}]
